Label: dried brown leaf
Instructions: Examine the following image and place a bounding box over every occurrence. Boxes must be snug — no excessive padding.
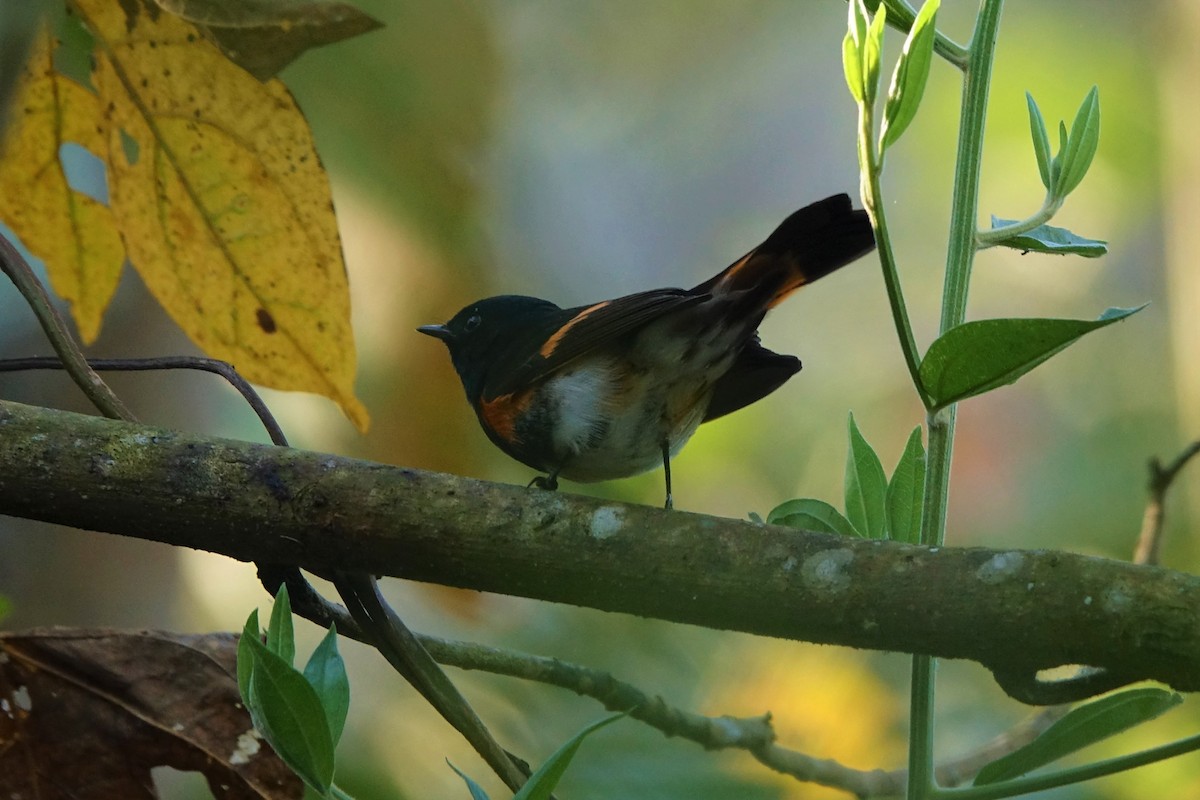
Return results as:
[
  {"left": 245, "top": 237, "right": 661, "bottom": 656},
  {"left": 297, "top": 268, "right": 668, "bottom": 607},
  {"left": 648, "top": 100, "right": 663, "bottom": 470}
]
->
[{"left": 0, "top": 628, "right": 302, "bottom": 800}]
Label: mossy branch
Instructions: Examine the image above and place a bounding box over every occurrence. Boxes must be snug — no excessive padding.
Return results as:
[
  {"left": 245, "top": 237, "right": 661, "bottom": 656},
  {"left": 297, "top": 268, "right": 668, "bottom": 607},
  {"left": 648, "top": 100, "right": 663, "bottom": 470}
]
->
[{"left": 2, "top": 398, "right": 1199, "bottom": 699}]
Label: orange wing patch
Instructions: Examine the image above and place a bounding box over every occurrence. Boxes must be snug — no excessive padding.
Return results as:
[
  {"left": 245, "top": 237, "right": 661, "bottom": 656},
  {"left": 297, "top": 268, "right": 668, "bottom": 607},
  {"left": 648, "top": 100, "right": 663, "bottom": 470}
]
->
[
  {"left": 538, "top": 300, "right": 611, "bottom": 358},
  {"left": 480, "top": 388, "right": 535, "bottom": 443}
]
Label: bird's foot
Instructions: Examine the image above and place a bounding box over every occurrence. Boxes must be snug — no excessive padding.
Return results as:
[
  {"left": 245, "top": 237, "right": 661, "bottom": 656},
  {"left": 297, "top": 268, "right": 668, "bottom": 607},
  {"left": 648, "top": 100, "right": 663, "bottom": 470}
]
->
[{"left": 529, "top": 474, "right": 559, "bottom": 491}]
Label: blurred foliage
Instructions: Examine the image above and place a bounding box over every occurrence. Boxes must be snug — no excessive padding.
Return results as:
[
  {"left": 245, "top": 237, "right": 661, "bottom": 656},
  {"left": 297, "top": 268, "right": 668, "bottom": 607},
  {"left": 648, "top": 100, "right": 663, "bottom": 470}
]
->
[{"left": 2, "top": 1, "right": 1199, "bottom": 799}]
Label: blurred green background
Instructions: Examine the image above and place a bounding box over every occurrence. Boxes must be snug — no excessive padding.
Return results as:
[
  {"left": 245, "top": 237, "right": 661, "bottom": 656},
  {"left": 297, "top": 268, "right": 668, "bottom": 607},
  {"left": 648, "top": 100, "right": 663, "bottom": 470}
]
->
[{"left": 3, "top": 1, "right": 1200, "bottom": 797}]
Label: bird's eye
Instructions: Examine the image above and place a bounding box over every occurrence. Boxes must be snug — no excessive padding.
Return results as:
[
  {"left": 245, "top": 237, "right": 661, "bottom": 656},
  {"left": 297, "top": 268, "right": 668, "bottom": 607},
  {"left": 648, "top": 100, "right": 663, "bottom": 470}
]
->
[{"left": 465, "top": 314, "right": 482, "bottom": 332}]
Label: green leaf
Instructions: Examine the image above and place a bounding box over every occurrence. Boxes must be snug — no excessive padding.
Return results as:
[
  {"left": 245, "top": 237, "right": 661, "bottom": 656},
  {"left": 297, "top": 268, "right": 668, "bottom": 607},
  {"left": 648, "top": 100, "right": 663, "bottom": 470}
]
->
[
  {"left": 880, "top": 0, "right": 939, "bottom": 152},
  {"left": 1050, "top": 121, "right": 1068, "bottom": 191},
  {"left": 243, "top": 633, "right": 336, "bottom": 794},
  {"left": 768, "top": 498, "right": 862, "bottom": 538},
  {"left": 748, "top": 511, "right": 765, "bottom": 524},
  {"left": 0, "top": 594, "right": 11, "bottom": 623},
  {"left": 885, "top": 427, "right": 925, "bottom": 544},
  {"left": 844, "top": 413, "right": 888, "bottom": 540},
  {"left": 1026, "top": 92, "right": 1052, "bottom": 190},
  {"left": 237, "top": 609, "right": 261, "bottom": 704},
  {"left": 513, "top": 714, "right": 625, "bottom": 800},
  {"left": 989, "top": 217, "right": 1108, "bottom": 257},
  {"left": 267, "top": 583, "right": 296, "bottom": 667},
  {"left": 303, "top": 625, "right": 350, "bottom": 746},
  {"left": 862, "top": 1, "right": 887, "bottom": 106},
  {"left": 842, "top": 4, "right": 866, "bottom": 103},
  {"left": 447, "top": 760, "right": 492, "bottom": 800},
  {"left": 975, "top": 687, "right": 1182, "bottom": 785},
  {"left": 1056, "top": 86, "right": 1100, "bottom": 198},
  {"left": 920, "top": 306, "right": 1145, "bottom": 410}
]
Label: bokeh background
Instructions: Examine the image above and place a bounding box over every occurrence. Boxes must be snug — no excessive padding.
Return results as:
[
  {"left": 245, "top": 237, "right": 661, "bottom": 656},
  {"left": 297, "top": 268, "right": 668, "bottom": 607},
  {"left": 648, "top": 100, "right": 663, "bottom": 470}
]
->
[{"left": 3, "top": 1, "right": 1200, "bottom": 797}]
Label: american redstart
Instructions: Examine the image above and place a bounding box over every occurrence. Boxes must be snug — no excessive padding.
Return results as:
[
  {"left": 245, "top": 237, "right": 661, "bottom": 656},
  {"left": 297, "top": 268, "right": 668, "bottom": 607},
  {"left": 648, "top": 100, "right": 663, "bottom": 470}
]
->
[{"left": 419, "top": 193, "right": 875, "bottom": 508}]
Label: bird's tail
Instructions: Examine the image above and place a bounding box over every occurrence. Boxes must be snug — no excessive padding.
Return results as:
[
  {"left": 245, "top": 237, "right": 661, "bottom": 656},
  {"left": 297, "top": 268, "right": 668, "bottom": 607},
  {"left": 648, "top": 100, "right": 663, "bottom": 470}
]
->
[{"left": 695, "top": 193, "right": 875, "bottom": 308}]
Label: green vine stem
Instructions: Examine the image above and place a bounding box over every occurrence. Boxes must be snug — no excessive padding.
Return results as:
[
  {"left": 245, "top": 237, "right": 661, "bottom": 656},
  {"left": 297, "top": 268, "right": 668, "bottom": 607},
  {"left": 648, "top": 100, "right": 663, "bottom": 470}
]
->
[
  {"left": 909, "top": 1, "right": 1005, "bottom": 797},
  {"left": 857, "top": 92, "right": 927, "bottom": 402}
]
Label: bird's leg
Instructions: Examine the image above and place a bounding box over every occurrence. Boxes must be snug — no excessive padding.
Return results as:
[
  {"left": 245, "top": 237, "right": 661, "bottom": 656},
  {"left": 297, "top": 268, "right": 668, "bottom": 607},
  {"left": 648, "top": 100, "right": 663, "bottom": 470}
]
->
[
  {"left": 529, "top": 467, "right": 560, "bottom": 491},
  {"left": 661, "top": 441, "right": 674, "bottom": 510}
]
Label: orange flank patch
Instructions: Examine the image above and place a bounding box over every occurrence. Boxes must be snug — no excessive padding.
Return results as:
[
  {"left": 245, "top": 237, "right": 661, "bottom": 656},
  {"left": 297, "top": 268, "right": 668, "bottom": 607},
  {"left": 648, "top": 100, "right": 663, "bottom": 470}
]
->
[
  {"left": 480, "top": 388, "right": 535, "bottom": 443},
  {"left": 538, "top": 300, "right": 611, "bottom": 357}
]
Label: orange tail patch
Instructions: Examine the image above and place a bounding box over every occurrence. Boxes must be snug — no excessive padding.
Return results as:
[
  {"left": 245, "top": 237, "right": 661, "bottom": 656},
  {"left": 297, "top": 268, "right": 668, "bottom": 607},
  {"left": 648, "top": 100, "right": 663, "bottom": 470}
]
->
[{"left": 713, "top": 250, "right": 809, "bottom": 308}]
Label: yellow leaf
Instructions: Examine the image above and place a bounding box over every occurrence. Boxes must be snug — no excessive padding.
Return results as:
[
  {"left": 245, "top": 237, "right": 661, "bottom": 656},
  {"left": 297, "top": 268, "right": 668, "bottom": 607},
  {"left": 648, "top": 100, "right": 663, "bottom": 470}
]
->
[
  {"left": 76, "top": 0, "right": 369, "bottom": 431},
  {"left": 0, "top": 28, "right": 125, "bottom": 344}
]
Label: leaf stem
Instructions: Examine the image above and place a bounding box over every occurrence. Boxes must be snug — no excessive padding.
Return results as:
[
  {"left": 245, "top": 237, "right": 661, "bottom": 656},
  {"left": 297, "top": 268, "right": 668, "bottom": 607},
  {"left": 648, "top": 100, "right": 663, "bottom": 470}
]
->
[
  {"left": 909, "top": 1, "right": 1005, "bottom": 797},
  {"left": 932, "top": 34, "right": 970, "bottom": 70},
  {"left": 880, "top": 0, "right": 969, "bottom": 68},
  {"left": 975, "top": 192, "right": 1064, "bottom": 248}
]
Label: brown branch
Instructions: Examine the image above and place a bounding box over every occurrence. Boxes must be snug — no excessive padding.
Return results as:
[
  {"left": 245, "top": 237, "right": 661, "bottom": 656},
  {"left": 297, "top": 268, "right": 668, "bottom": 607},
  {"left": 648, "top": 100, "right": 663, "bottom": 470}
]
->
[
  {"left": 422, "top": 633, "right": 776, "bottom": 749},
  {"left": 0, "top": 234, "right": 133, "bottom": 421},
  {"left": 3, "top": 399, "right": 1200, "bottom": 700}
]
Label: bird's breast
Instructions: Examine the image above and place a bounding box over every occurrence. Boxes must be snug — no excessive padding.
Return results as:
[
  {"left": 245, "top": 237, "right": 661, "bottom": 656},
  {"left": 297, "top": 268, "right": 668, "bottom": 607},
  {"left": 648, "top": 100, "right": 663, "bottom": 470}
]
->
[{"left": 536, "top": 346, "right": 730, "bottom": 483}]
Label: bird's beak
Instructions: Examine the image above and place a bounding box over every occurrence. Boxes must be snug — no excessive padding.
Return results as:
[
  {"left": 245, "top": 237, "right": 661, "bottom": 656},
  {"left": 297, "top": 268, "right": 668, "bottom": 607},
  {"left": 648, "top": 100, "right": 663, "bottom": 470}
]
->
[{"left": 417, "top": 324, "right": 454, "bottom": 342}]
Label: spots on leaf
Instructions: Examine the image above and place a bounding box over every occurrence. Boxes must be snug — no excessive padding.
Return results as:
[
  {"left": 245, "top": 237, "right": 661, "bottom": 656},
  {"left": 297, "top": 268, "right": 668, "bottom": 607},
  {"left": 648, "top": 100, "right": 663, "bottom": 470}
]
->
[{"left": 256, "top": 308, "right": 277, "bottom": 333}]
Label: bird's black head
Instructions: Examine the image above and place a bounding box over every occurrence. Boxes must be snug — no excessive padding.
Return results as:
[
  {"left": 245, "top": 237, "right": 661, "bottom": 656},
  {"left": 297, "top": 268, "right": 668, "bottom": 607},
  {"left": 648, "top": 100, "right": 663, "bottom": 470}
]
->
[{"left": 418, "top": 295, "right": 565, "bottom": 400}]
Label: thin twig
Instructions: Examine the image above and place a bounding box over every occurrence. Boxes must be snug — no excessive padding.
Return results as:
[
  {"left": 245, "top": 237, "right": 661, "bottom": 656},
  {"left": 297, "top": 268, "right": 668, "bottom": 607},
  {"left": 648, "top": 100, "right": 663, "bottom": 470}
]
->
[
  {"left": 1134, "top": 441, "right": 1200, "bottom": 567},
  {"left": 421, "top": 635, "right": 776, "bottom": 750},
  {"left": 0, "top": 234, "right": 133, "bottom": 420},
  {"left": 0, "top": 356, "right": 288, "bottom": 447}
]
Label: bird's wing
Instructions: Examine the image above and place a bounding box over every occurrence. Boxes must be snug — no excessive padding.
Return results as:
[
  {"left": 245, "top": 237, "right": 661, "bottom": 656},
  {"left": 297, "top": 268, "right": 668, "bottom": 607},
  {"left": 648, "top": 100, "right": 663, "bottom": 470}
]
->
[{"left": 483, "top": 288, "right": 705, "bottom": 398}]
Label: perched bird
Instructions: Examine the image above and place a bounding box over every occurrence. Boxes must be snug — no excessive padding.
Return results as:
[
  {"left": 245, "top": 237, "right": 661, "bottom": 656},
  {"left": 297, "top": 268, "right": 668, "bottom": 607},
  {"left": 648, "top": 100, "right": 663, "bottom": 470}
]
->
[{"left": 419, "top": 193, "right": 875, "bottom": 508}]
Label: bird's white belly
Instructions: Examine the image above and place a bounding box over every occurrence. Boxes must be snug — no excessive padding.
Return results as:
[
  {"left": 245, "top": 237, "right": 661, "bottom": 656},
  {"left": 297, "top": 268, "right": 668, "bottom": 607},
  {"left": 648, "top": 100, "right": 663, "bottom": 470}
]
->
[{"left": 542, "top": 357, "right": 711, "bottom": 483}]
